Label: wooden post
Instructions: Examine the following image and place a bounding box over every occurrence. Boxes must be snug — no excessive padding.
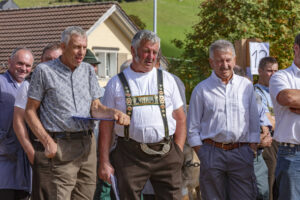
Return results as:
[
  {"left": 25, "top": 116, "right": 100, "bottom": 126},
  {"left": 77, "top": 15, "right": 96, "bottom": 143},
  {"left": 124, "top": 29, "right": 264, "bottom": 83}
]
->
[{"left": 235, "top": 38, "right": 262, "bottom": 70}]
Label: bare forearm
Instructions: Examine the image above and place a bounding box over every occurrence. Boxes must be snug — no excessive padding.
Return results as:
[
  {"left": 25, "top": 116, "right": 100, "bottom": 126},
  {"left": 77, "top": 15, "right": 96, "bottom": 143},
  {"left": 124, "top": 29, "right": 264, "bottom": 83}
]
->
[
  {"left": 277, "top": 89, "right": 300, "bottom": 108},
  {"left": 25, "top": 109, "right": 52, "bottom": 147},
  {"left": 99, "top": 121, "right": 114, "bottom": 163},
  {"left": 174, "top": 121, "right": 186, "bottom": 150},
  {"left": 13, "top": 108, "right": 35, "bottom": 158},
  {"left": 266, "top": 113, "right": 275, "bottom": 130},
  {"left": 173, "top": 107, "right": 187, "bottom": 150},
  {"left": 91, "top": 99, "right": 130, "bottom": 125},
  {"left": 91, "top": 102, "right": 115, "bottom": 119}
]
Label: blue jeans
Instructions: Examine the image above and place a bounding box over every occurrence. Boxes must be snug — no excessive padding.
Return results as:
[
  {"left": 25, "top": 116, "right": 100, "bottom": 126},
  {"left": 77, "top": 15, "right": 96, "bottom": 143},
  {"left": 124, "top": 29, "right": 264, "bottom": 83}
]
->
[
  {"left": 275, "top": 145, "right": 300, "bottom": 200},
  {"left": 253, "top": 152, "right": 269, "bottom": 200}
]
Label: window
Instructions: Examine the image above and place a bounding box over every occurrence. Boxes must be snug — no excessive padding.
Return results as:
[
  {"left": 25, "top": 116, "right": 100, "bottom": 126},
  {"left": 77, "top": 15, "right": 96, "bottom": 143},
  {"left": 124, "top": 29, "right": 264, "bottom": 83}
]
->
[{"left": 94, "top": 49, "right": 118, "bottom": 79}]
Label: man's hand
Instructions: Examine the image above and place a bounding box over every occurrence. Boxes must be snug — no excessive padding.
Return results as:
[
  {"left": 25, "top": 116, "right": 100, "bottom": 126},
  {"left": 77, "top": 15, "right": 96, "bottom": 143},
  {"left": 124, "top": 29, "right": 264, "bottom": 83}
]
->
[
  {"left": 44, "top": 138, "right": 57, "bottom": 158},
  {"left": 260, "top": 132, "right": 272, "bottom": 148},
  {"left": 175, "top": 142, "right": 184, "bottom": 152},
  {"left": 98, "top": 161, "right": 114, "bottom": 184},
  {"left": 290, "top": 107, "right": 300, "bottom": 114},
  {"left": 113, "top": 110, "right": 130, "bottom": 126},
  {"left": 27, "top": 151, "right": 35, "bottom": 165}
]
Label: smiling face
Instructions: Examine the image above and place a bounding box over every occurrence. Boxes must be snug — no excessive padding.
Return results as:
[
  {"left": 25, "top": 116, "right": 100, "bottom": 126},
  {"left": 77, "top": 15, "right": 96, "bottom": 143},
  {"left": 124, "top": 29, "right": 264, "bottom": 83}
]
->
[
  {"left": 61, "top": 34, "right": 87, "bottom": 70},
  {"left": 8, "top": 49, "right": 34, "bottom": 83},
  {"left": 131, "top": 40, "right": 159, "bottom": 73},
  {"left": 209, "top": 49, "right": 236, "bottom": 84}
]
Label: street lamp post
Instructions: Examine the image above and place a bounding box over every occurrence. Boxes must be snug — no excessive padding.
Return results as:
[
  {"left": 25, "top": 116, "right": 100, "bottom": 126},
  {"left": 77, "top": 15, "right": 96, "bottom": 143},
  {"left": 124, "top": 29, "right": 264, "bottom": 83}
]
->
[{"left": 153, "top": 0, "right": 157, "bottom": 33}]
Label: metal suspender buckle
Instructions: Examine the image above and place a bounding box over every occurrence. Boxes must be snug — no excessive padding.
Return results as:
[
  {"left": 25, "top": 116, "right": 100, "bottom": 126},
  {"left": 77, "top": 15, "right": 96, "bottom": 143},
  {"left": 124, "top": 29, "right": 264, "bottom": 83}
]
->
[{"left": 140, "top": 140, "right": 171, "bottom": 155}]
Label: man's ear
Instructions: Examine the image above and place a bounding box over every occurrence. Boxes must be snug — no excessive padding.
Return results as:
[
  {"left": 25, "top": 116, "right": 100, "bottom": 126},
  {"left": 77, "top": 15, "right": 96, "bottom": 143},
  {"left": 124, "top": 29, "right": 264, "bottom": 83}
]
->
[
  {"left": 131, "top": 46, "right": 135, "bottom": 57},
  {"left": 209, "top": 58, "right": 213, "bottom": 69},
  {"left": 7, "top": 57, "right": 11, "bottom": 67},
  {"left": 294, "top": 43, "right": 299, "bottom": 55},
  {"left": 61, "top": 42, "right": 66, "bottom": 53}
]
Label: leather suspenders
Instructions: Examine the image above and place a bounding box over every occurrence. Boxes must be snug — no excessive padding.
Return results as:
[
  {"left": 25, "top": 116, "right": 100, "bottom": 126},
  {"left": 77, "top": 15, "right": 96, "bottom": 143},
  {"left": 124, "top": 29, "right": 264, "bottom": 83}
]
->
[{"left": 118, "top": 69, "right": 169, "bottom": 141}]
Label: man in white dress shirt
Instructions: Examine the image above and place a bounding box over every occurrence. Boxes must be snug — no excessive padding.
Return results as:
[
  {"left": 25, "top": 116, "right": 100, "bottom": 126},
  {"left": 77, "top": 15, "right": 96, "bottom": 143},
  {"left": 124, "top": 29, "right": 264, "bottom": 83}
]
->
[
  {"left": 269, "top": 33, "right": 300, "bottom": 200},
  {"left": 98, "top": 30, "right": 186, "bottom": 200},
  {"left": 187, "top": 39, "right": 260, "bottom": 200}
]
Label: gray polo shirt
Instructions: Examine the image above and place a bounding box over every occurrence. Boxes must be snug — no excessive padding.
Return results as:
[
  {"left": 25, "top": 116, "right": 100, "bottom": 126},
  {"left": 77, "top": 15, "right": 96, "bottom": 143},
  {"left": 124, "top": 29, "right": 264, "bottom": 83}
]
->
[{"left": 28, "top": 58, "right": 102, "bottom": 132}]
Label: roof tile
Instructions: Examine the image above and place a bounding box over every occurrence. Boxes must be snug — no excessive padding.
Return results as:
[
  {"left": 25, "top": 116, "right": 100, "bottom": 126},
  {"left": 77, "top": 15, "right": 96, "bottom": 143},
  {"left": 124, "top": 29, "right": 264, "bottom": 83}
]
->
[{"left": 0, "top": 2, "right": 116, "bottom": 69}]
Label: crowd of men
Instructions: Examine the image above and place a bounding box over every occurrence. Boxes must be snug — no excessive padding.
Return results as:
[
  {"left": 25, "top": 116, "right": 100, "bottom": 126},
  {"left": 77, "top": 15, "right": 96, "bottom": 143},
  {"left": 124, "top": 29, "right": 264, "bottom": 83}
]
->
[{"left": 0, "top": 25, "right": 300, "bottom": 200}]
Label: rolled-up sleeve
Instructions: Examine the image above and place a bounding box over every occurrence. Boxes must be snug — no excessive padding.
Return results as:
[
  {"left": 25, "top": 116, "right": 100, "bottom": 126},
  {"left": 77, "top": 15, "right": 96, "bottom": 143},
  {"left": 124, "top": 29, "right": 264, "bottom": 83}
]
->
[{"left": 269, "top": 72, "right": 289, "bottom": 102}]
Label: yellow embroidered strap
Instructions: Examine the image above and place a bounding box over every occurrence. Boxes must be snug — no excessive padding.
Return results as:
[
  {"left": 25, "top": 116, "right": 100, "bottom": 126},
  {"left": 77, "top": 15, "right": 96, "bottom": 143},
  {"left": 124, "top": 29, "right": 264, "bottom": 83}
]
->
[
  {"left": 117, "top": 69, "right": 169, "bottom": 140},
  {"left": 118, "top": 72, "right": 132, "bottom": 140}
]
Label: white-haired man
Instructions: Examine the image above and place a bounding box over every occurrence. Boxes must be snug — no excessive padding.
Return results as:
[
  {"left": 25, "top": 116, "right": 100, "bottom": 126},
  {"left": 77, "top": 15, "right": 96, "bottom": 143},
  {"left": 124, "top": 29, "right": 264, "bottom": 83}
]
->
[
  {"left": 25, "top": 26, "right": 129, "bottom": 200},
  {"left": 98, "top": 30, "right": 186, "bottom": 200},
  {"left": 187, "top": 39, "right": 260, "bottom": 199}
]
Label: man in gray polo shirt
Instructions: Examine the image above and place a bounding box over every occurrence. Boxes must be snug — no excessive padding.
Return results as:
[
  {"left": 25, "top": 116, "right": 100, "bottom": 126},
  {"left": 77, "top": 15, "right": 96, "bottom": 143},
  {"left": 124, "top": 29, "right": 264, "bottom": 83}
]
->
[{"left": 25, "top": 26, "right": 129, "bottom": 200}]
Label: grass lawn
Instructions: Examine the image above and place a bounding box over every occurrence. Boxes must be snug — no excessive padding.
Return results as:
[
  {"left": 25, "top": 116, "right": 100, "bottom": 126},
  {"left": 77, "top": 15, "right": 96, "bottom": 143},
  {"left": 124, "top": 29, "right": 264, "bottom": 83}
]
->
[
  {"left": 120, "top": 0, "right": 200, "bottom": 58},
  {"left": 14, "top": 0, "right": 200, "bottom": 58},
  {"left": 14, "top": 0, "right": 78, "bottom": 8}
]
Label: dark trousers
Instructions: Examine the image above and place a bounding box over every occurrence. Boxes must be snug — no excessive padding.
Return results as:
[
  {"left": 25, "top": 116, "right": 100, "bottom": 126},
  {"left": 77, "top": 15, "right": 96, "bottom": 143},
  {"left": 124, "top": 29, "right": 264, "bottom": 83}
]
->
[
  {"left": 198, "top": 144, "right": 257, "bottom": 200},
  {"left": 111, "top": 138, "right": 184, "bottom": 200},
  {"left": 0, "top": 189, "right": 30, "bottom": 200},
  {"left": 262, "top": 140, "right": 278, "bottom": 200}
]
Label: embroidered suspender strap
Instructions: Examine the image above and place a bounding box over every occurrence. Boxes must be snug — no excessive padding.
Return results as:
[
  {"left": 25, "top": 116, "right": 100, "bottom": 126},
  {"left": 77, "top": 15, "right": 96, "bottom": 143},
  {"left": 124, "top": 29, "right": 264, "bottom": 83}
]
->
[
  {"left": 118, "top": 69, "right": 169, "bottom": 141},
  {"left": 118, "top": 72, "right": 132, "bottom": 140},
  {"left": 157, "top": 69, "right": 170, "bottom": 139}
]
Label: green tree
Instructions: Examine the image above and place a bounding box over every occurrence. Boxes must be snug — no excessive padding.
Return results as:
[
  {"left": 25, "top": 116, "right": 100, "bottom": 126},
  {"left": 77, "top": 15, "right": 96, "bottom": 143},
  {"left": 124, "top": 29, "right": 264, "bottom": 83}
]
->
[
  {"left": 128, "top": 14, "right": 146, "bottom": 30},
  {"left": 170, "top": 0, "right": 300, "bottom": 102}
]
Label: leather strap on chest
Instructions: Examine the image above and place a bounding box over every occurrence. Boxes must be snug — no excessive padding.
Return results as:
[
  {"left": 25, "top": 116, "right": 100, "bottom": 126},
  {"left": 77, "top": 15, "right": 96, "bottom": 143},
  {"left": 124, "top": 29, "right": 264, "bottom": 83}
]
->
[
  {"left": 254, "top": 85, "right": 274, "bottom": 115},
  {"left": 118, "top": 69, "right": 169, "bottom": 141}
]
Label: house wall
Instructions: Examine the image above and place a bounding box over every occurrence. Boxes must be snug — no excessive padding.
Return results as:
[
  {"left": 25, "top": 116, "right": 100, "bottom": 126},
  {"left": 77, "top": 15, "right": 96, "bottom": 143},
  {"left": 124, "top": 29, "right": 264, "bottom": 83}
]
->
[{"left": 88, "top": 17, "right": 133, "bottom": 86}]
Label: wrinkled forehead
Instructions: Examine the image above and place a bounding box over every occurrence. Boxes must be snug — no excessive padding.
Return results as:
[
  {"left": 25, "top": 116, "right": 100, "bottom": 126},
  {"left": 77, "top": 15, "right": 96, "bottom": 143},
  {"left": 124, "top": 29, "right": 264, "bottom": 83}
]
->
[{"left": 212, "top": 48, "right": 235, "bottom": 59}]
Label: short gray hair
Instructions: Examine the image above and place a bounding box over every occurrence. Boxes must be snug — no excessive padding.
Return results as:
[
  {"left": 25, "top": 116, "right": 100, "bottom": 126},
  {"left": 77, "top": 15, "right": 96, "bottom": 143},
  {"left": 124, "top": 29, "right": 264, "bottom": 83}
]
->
[
  {"left": 10, "top": 47, "right": 33, "bottom": 60},
  {"left": 258, "top": 56, "right": 277, "bottom": 70},
  {"left": 209, "top": 39, "right": 236, "bottom": 59},
  {"left": 61, "top": 26, "right": 86, "bottom": 45},
  {"left": 131, "top": 30, "right": 160, "bottom": 54}
]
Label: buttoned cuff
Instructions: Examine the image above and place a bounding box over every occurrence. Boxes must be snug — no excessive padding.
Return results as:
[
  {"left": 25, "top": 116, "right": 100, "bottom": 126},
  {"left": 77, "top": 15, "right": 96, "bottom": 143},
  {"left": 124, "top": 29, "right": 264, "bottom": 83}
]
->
[{"left": 187, "top": 133, "right": 203, "bottom": 147}]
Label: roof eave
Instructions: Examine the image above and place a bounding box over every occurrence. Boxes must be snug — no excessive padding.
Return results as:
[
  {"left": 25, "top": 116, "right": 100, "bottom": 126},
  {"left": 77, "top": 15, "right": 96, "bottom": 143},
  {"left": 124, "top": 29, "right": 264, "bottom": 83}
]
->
[{"left": 86, "top": 4, "right": 139, "bottom": 40}]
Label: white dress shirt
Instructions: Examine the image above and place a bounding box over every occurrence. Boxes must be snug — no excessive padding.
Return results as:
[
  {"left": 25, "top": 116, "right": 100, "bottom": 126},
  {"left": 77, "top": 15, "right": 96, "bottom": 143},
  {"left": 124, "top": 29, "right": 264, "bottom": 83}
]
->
[
  {"left": 187, "top": 71, "right": 260, "bottom": 147},
  {"left": 269, "top": 62, "right": 300, "bottom": 144},
  {"left": 14, "top": 80, "right": 29, "bottom": 110},
  {"left": 103, "top": 67, "right": 183, "bottom": 143}
]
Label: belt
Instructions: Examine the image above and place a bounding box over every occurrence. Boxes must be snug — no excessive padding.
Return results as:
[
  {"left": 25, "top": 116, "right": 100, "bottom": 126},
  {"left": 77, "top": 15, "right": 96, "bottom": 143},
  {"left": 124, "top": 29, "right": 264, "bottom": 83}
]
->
[
  {"left": 48, "top": 130, "right": 92, "bottom": 139},
  {"left": 118, "top": 136, "right": 172, "bottom": 155},
  {"left": 279, "top": 142, "right": 300, "bottom": 149},
  {"left": 203, "top": 139, "right": 250, "bottom": 150}
]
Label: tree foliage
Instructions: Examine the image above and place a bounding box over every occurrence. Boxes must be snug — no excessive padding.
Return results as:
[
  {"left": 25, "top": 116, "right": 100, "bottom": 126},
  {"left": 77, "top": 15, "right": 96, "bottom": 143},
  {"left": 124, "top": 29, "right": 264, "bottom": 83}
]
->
[
  {"left": 169, "top": 0, "right": 300, "bottom": 102},
  {"left": 128, "top": 14, "right": 146, "bottom": 30}
]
